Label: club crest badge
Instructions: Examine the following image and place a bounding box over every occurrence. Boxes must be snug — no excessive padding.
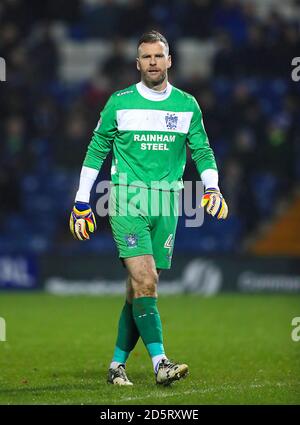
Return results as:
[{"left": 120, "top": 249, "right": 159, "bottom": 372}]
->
[
  {"left": 125, "top": 233, "right": 138, "bottom": 248},
  {"left": 165, "top": 113, "right": 178, "bottom": 130}
]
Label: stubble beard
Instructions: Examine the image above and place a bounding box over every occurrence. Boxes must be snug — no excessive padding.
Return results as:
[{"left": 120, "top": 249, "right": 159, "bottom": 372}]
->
[{"left": 142, "top": 69, "right": 167, "bottom": 89}]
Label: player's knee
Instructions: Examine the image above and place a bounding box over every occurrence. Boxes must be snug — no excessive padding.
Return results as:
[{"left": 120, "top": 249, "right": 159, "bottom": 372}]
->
[{"left": 132, "top": 269, "right": 158, "bottom": 297}]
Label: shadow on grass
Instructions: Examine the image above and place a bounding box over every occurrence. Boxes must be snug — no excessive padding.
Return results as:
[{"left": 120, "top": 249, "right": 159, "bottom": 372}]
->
[
  {"left": 51, "top": 368, "right": 157, "bottom": 384},
  {"left": 0, "top": 368, "right": 184, "bottom": 399}
]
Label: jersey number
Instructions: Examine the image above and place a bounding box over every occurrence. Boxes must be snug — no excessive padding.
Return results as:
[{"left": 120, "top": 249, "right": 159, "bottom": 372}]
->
[{"left": 164, "top": 234, "right": 174, "bottom": 249}]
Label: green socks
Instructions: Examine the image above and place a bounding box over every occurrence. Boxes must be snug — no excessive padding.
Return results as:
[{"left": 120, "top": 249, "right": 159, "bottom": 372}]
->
[
  {"left": 111, "top": 297, "right": 167, "bottom": 372},
  {"left": 132, "top": 296, "right": 165, "bottom": 359},
  {"left": 112, "top": 301, "right": 140, "bottom": 364}
]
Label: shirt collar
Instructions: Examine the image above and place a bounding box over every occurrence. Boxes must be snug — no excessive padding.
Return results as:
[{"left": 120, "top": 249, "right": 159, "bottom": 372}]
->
[{"left": 136, "top": 81, "right": 172, "bottom": 101}]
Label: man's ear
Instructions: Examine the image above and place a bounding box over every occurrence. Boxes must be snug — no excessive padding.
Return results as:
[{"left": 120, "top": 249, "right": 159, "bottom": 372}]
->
[
  {"left": 167, "top": 55, "right": 172, "bottom": 69},
  {"left": 136, "top": 58, "right": 140, "bottom": 71}
]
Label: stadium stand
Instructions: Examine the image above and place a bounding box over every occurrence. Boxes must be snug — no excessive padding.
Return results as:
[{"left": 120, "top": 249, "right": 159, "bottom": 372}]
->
[{"left": 1, "top": 0, "right": 300, "bottom": 255}]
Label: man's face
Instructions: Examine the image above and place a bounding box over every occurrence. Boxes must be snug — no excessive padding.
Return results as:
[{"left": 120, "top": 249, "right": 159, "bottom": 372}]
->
[{"left": 137, "top": 41, "right": 171, "bottom": 88}]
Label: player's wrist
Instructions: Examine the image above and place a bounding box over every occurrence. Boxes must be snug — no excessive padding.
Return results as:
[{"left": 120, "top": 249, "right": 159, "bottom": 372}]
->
[
  {"left": 201, "top": 169, "right": 219, "bottom": 192},
  {"left": 204, "top": 187, "right": 220, "bottom": 193},
  {"left": 75, "top": 166, "right": 99, "bottom": 204},
  {"left": 75, "top": 191, "right": 90, "bottom": 204},
  {"left": 74, "top": 201, "right": 91, "bottom": 212}
]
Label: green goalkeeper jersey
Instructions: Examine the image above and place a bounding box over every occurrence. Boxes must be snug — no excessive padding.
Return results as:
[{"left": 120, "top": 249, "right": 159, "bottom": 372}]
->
[{"left": 83, "top": 82, "right": 217, "bottom": 191}]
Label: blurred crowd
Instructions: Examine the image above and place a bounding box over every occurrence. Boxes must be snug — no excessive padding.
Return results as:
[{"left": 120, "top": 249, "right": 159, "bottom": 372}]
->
[{"left": 0, "top": 0, "right": 300, "bottom": 254}]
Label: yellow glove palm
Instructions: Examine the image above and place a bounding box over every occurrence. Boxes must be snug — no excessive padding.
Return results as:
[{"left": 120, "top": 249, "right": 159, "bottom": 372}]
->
[
  {"left": 201, "top": 188, "right": 228, "bottom": 219},
  {"left": 69, "top": 202, "right": 97, "bottom": 240}
]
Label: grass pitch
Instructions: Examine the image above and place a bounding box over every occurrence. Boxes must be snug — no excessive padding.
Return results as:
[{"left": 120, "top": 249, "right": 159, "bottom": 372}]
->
[{"left": 0, "top": 293, "right": 299, "bottom": 405}]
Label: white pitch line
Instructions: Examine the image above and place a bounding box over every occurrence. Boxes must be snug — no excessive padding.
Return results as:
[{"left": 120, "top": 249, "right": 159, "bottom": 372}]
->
[{"left": 111, "top": 381, "right": 300, "bottom": 403}]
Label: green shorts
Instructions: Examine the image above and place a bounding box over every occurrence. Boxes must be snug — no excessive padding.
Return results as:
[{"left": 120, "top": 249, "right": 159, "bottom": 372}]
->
[{"left": 109, "top": 185, "right": 180, "bottom": 269}]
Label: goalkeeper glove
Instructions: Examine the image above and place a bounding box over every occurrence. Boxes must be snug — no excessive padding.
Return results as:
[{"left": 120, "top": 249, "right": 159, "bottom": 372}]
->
[
  {"left": 201, "top": 188, "right": 228, "bottom": 219},
  {"left": 69, "top": 201, "right": 97, "bottom": 240}
]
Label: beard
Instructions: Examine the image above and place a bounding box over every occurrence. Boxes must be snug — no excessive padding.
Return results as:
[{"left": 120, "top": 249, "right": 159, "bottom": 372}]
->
[{"left": 142, "top": 69, "right": 167, "bottom": 88}]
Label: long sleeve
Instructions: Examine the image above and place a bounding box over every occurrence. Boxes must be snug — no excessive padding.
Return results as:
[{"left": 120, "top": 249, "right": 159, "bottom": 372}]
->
[
  {"left": 83, "top": 95, "right": 117, "bottom": 171},
  {"left": 187, "top": 97, "right": 218, "bottom": 175},
  {"left": 75, "top": 166, "right": 99, "bottom": 202}
]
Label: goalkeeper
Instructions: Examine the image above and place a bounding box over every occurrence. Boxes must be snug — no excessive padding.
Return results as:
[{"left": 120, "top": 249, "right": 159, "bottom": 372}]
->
[{"left": 70, "top": 31, "right": 228, "bottom": 386}]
